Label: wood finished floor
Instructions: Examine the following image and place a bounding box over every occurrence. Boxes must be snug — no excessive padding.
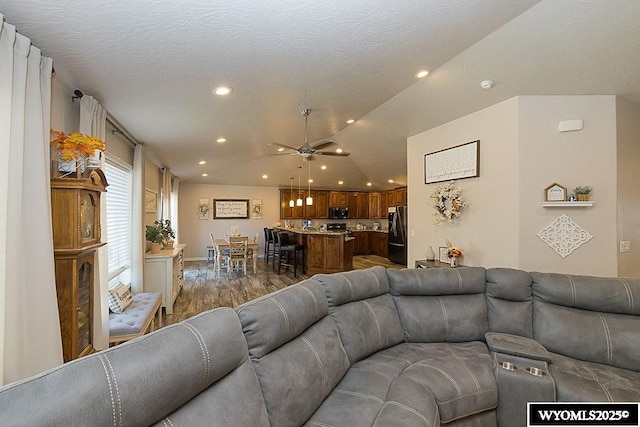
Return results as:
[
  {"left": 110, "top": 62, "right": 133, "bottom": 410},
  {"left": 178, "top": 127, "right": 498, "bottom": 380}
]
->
[{"left": 163, "top": 255, "right": 402, "bottom": 326}]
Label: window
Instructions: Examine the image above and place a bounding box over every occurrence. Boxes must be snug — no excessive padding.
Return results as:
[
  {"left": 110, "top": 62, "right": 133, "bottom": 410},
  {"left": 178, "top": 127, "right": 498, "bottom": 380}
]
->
[{"left": 104, "top": 157, "right": 132, "bottom": 283}]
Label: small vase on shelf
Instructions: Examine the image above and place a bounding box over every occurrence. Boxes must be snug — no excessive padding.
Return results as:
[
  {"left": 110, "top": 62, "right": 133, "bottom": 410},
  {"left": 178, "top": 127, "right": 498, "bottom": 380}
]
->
[
  {"left": 450, "top": 257, "right": 457, "bottom": 268},
  {"left": 426, "top": 246, "right": 435, "bottom": 261}
]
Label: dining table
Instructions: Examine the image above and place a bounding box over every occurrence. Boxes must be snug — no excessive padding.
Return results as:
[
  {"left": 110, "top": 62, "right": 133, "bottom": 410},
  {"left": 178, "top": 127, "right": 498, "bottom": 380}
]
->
[{"left": 214, "top": 237, "right": 258, "bottom": 274}]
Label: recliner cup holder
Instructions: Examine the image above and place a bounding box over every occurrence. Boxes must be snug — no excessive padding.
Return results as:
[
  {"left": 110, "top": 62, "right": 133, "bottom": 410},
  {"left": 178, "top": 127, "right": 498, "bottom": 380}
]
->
[
  {"left": 498, "top": 361, "right": 516, "bottom": 371},
  {"left": 526, "top": 367, "right": 545, "bottom": 377}
]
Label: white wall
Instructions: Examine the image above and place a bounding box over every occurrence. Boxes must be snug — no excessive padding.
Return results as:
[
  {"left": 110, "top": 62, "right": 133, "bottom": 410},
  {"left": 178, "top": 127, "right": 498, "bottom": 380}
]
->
[
  {"left": 517, "top": 96, "right": 618, "bottom": 276},
  {"left": 616, "top": 97, "right": 640, "bottom": 277},
  {"left": 408, "top": 96, "right": 621, "bottom": 276},
  {"left": 407, "top": 98, "right": 520, "bottom": 268},
  {"left": 179, "top": 184, "right": 280, "bottom": 260}
]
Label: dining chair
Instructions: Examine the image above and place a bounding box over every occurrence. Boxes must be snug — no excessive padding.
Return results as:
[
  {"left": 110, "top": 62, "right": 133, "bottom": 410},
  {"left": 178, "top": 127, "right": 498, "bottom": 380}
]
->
[
  {"left": 225, "top": 236, "right": 248, "bottom": 276},
  {"left": 247, "top": 232, "right": 259, "bottom": 269},
  {"left": 210, "top": 233, "right": 229, "bottom": 272}
]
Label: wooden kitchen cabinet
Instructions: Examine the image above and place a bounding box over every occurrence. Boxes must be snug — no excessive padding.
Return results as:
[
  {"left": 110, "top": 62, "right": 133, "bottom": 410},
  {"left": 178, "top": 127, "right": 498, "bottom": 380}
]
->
[
  {"left": 313, "top": 190, "right": 329, "bottom": 218},
  {"left": 369, "top": 232, "right": 389, "bottom": 257},
  {"left": 368, "top": 192, "right": 381, "bottom": 218},
  {"left": 348, "top": 192, "right": 369, "bottom": 219},
  {"left": 380, "top": 192, "right": 389, "bottom": 218},
  {"left": 393, "top": 187, "right": 407, "bottom": 206},
  {"left": 352, "top": 231, "right": 370, "bottom": 255},
  {"left": 144, "top": 245, "right": 185, "bottom": 314},
  {"left": 280, "top": 189, "right": 294, "bottom": 219},
  {"left": 329, "top": 191, "right": 349, "bottom": 207}
]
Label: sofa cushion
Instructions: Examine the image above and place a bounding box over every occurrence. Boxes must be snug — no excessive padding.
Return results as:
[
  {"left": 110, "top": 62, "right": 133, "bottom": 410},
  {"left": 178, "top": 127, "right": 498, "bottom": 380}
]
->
[
  {"left": 307, "top": 341, "right": 492, "bottom": 426},
  {"left": 547, "top": 352, "right": 640, "bottom": 402},
  {"left": 237, "top": 279, "right": 350, "bottom": 427},
  {"left": 316, "top": 266, "right": 405, "bottom": 364},
  {"left": 0, "top": 307, "right": 269, "bottom": 426},
  {"left": 486, "top": 268, "right": 533, "bottom": 338},
  {"left": 388, "top": 267, "right": 488, "bottom": 343}
]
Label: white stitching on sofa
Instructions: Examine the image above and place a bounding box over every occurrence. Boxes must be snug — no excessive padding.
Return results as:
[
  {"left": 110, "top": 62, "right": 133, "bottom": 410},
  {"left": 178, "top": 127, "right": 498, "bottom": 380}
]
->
[
  {"left": 386, "top": 401, "right": 431, "bottom": 426},
  {"left": 300, "top": 285, "right": 319, "bottom": 314},
  {"left": 184, "top": 323, "right": 210, "bottom": 386},
  {"left": 344, "top": 277, "right": 355, "bottom": 301},
  {"left": 586, "top": 367, "right": 613, "bottom": 402},
  {"left": 597, "top": 313, "right": 613, "bottom": 365},
  {"left": 369, "top": 269, "right": 382, "bottom": 293},
  {"left": 459, "top": 358, "right": 481, "bottom": 391},
  {"left": 567, "top": 275, "right": 576, "bottom": 306},
  {"left": 455, "top": 270, "right": 463, "bottom": 292},
  {"left": 414, "top": 362, "right": 462, "bottom": 396},
  {"left": 301, "top": 336, "right": 328, "bottom": 390},
  {"left": 307, "top": 421, "right": 335, "bottom": 427},
  {"left": 98, "top": 355, "right": 118, "bottom": 427},
  {"left": 438, "top": 298, "right": 449, "bottom": 341},
  {"left": 335, "top": 388, "right": 384, "bottom": 404},
  {"left": 363, "top": 300, "right": 382, "bottom": 344},
  {"left": 161, "top": 417, "right": 174, "bottom": 426},
  {"left": 270, "top": 297, "right": 290, "bottom": 334},
  {"left": 620, "top": 279, "right": 634, "bottom": 313},
  {"left": 103, "top": 355, "right": 123, "bottom": 426}
]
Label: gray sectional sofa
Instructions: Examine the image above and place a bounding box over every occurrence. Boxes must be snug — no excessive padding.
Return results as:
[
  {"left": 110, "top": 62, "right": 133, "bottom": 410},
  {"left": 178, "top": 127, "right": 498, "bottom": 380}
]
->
[{"left": 1, "top": 266, "right": 639, "bottom": 426}]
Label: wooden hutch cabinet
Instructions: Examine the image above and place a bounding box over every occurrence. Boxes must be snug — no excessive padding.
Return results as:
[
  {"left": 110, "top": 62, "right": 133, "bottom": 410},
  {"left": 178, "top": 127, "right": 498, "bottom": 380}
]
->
[{"left": 51, "top": 169, "right": 107, "bottom": 362}]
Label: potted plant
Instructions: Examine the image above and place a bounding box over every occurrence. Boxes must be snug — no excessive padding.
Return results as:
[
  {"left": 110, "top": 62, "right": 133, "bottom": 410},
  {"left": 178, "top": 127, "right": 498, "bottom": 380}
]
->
[
  {"left": 145, "top": 223, "right": 164, "bottom": 254},
  {"left": 157, "top": 219, "right": 176, "bottom": 249},
  {"left": 573, "top": 186, "right": 593, "bottom": 201}
]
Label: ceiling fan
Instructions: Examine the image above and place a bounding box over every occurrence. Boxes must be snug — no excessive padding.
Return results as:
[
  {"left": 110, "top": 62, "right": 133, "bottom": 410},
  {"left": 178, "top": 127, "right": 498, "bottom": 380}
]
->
[{"left": 269, "top": 109, "right": 350, "bottom": 160}]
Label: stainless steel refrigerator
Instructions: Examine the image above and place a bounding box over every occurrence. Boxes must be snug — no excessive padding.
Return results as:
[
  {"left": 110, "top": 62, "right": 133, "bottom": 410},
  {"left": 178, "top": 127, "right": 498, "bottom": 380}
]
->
[{"left": 388, "top": 206, "right": 407, "bottom": 265}]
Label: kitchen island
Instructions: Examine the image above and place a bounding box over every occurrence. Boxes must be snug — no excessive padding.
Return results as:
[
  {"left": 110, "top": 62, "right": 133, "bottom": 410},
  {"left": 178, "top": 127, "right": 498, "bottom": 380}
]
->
[{"left": 275, "top": 228, "right": 354, "bottom": 274}]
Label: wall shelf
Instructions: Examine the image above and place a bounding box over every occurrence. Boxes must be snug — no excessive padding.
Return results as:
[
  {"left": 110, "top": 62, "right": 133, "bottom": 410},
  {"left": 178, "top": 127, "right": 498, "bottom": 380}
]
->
[{"left": 541, "top": 201, "right": 594, "bottom": 208}]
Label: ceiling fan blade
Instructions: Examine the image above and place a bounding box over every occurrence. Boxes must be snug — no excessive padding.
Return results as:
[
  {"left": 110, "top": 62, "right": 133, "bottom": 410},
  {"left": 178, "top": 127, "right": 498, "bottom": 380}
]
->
[
  {"left": 268, "top": 142, "right": 300, "bottom": 151},
  {"left": 315, "top": 151, "right": 351, "bottom": 157},
  {"left": 310, "top": 141, "right": 335, "bottom": 151}
]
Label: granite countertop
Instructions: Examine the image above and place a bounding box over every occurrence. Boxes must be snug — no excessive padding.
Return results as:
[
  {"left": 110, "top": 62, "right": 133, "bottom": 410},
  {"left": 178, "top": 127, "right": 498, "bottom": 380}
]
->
[{"left": 275, "top": 227, "right": 348, "bottom": 236}]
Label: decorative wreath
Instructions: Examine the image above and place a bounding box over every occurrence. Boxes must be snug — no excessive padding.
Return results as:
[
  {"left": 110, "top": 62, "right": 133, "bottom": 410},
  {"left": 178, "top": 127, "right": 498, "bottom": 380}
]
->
[{"left": 431, "top": 181, "right": 467, "bottom": 224}]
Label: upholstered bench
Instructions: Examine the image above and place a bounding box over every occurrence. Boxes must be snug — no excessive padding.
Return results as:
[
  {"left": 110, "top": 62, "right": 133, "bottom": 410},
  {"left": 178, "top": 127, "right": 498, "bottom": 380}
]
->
[{"left": 109, "top": 292, "right": 163, "bottom": 345}]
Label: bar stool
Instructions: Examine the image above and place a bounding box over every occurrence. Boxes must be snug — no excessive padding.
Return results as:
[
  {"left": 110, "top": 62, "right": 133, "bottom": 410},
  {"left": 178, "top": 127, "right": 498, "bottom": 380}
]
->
[
  {"left": 264, "top": 228, "right": 275, "bottom": 264},
  {"left": 274, "top": 232, "right": 305, "bottom": 277}
]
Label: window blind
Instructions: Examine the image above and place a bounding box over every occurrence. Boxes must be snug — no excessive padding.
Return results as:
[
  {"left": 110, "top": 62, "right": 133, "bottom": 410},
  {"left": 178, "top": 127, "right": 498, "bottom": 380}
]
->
[{"left": 105, "top": 158, "right": 132, "bottom": 280}]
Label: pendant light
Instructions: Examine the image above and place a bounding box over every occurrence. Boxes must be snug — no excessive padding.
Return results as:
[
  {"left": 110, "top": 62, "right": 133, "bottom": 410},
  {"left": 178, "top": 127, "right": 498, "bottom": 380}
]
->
[
  {"left": 289, "top": 177, "right": 294, "bottom": 208},
  {"left": 306, "top": 161, "right": 313, "bottom": 205},
  {"left": 296, "top": 166, "right": 303, "bottom": 206}
]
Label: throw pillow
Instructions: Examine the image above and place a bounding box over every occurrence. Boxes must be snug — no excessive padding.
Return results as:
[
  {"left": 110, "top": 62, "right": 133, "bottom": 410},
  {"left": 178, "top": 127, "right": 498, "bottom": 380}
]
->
[{"left": 108, "top": 282, "right": 133, "bottom": 313}]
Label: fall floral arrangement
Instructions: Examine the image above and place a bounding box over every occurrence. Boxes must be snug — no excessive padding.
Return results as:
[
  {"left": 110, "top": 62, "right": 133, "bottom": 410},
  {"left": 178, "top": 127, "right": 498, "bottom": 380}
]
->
[
  {"left": 51, "top": 129, "right": 105, "bottom": 161},
  {"left": 431, "top": 180, "right": 467, "bottom": 224}
]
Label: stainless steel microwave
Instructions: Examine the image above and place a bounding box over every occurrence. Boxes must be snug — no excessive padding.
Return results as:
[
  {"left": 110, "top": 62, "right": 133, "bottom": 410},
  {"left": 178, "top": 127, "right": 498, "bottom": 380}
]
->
[{"left": 329, "top": 207, "right": 349, "bottom": 219}]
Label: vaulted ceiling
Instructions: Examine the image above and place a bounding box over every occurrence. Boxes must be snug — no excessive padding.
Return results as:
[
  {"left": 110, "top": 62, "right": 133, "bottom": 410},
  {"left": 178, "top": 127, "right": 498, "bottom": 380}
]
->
[{"left": 3, "top": 1, "right": 640, "bottom": 190}]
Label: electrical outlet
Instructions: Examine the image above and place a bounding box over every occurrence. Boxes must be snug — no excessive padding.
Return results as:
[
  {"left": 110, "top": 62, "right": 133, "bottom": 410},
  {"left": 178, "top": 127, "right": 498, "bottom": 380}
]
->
[
  {"left": 410, "top": 229, "right": 415, "bottom": 237},
  {"left": 620, "top": 241, "right": 631, "bottom": 253}
]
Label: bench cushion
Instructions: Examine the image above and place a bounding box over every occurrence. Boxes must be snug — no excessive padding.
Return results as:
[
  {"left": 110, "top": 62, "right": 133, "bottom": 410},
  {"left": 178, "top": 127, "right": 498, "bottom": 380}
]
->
[{"left": 109, "top": 292, "right": 161, "bottom": 336}]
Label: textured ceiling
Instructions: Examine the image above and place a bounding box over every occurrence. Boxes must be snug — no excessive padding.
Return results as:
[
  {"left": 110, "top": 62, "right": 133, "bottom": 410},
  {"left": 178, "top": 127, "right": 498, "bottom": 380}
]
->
[{"left": 2, "top": 0, "right": 640, "bottom": 190}]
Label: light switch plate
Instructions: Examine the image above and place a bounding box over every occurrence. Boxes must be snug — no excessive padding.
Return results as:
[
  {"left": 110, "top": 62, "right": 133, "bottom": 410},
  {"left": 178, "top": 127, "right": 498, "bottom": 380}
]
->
[{"left": 620, "top": 241, "right": 631, "bottom": 252}]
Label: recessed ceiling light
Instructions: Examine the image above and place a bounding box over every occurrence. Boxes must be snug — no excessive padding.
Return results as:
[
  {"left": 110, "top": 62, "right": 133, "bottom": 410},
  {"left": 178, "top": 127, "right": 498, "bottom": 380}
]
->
[
  {"left": 416, "top": 70, "right": 429, "bottom": 78},
  {"left": 277, "top": 147, "right": 285, "bottom": 152},
  {"left": 346, "top": 119, "right": 355, "bottom": 124},
  {"left": 338, "top": 181, "right": 344, "bottom": 185},
  {"left": 202, "top": 173, "right": 209, "bottom": 177},
  {"left": 216, "top": 137, "right": 226, "bottom": 143},
  {"left": 262, "top": 174, "right": 268, "bottom": 179},
  {"left": 213, "top": 86, "right": 233, "bottom": 96},
  {"left": 336, "top": 148, "right": 343, "bottom": 153},
  {"left": 198, "top": 160, "right": 206, "bottom": 165},
  {"left": 321, "top": 165, "right": 327, "bottom": 170},
  {"left": 388, "top": 179, "right": 394, "bottom": 183},
  {"left": 308, "top": 179, "right": 313, "bottom": 183},
  {"left": 366, "top": 182, "right": 372, "bottom": 186}
]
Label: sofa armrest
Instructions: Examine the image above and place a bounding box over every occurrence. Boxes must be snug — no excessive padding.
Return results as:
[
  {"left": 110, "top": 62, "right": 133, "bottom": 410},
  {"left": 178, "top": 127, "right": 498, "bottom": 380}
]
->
[{"left": 485, "top": 332, "right": 550, "bottom": 362}]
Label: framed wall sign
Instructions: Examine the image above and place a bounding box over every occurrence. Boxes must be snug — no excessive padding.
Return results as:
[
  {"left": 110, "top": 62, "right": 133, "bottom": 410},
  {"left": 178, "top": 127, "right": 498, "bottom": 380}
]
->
[
  {"left": 544, "top": 183, "right": 567, "bottom": 202},
  {"left": 424, "top": 140, "right": 480, "bottom": 184},
  {"left": 213, "top": 199, "right": 249, "bottom": 219},
  {"left": 145, "top": 189, "right": 157, "bottom": 213},
  {"left": 438, "top": 247, "right": 449, "bottom": 263}
]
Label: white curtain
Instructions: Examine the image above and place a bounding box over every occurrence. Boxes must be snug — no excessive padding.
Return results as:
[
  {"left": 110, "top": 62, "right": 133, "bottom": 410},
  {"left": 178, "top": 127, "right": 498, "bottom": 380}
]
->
[
  {"left": 170, "top": 176, "right": 179, "bottom": 243},
  {"left": 79, "top": 96, "right": 109, "bottom": 350},
  {"left": 131, "top": 145, "right": 145, "bottom": 294},
  {"left": 0, "top": 15, "right": 63, "bottom": 385}
]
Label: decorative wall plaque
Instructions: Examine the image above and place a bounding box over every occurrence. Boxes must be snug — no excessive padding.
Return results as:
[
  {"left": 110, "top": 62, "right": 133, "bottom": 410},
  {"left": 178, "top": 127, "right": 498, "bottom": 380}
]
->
[
  {"left": 544, "top": 182, "right": 567, "bottom": 202},
  {"left": 537, "top": 214, "right": 593, "bottom": 258},
  {"left": 424, "top": 140, "right": 480, "bottom": 184}
]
